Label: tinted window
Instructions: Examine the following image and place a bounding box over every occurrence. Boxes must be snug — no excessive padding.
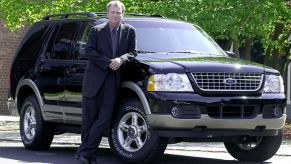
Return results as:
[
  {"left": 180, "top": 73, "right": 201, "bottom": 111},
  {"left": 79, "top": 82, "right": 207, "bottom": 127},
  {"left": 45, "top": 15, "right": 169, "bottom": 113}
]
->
[
  {"left": 46, "top": 22, "right": 78, "bottom": 60},
  {"left": 17, "top": 23, "right": 49, "bottom": 59},
  {"left": 72, "top": 23, "right": 93, "bottom": 60},
  {"left": 127, "top": 21, "right": 225, "bottom": 56}
]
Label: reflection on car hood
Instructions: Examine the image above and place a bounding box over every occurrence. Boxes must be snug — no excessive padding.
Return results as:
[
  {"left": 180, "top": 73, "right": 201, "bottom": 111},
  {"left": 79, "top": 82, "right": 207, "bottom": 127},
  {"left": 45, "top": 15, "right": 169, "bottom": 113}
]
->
[{"left": 136, "top": 52, "right": 278, "bottom": 74}]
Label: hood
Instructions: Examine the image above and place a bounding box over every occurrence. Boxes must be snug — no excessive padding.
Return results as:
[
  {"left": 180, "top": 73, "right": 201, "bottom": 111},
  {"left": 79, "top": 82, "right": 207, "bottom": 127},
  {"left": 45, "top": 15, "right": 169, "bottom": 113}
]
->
[{"left": 136, "top": 52, "right": 278, "bottom": 74}]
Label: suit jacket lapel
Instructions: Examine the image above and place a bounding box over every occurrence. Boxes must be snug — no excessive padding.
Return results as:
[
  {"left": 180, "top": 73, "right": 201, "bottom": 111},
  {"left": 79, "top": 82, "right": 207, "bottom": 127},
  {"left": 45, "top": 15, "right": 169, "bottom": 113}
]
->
[
  {"left": 104, "top": 23, "right": 113, "bottom": 54},
  {"left": 116, "top": 24, "right": 125, "bottom": 56}
]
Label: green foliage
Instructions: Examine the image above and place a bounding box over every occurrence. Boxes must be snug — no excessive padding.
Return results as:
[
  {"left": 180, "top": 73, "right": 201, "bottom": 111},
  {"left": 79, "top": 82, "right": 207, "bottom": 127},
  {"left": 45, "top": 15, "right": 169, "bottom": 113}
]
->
[
  {"left": 0, "top": 0, "right": 108, "bottom": 29},
  {"left": 0, "top": 0, "right": 290, "bottom": 74}
]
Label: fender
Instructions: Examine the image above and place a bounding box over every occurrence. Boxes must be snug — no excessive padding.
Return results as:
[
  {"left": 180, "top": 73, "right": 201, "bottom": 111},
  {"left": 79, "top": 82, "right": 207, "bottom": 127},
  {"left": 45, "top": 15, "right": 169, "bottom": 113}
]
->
[
  {"left": 121, "top": 81, "right": 151, "bottom": 114},
  {"left": 16, "top": 79, "right": 46, "bottom": 117}
]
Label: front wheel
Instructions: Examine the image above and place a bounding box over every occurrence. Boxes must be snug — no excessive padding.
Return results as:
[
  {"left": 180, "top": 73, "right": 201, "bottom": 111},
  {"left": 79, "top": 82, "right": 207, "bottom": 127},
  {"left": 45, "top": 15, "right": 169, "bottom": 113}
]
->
[
  {"left": 224, "top": 130, "right": 283, "bottom": 162},
  {"left": 108, "top": 99, "right": 168, "bottom": 163}
]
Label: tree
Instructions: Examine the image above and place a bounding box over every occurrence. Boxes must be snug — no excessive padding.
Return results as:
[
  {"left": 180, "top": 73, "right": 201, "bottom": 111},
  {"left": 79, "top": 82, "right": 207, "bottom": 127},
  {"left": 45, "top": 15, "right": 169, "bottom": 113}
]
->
[
  {"left": 0, "top": 0, "right": 290, "bottom": 75},
  {"left": 262, "top": 1, "right": 290, "bottom": 75}
]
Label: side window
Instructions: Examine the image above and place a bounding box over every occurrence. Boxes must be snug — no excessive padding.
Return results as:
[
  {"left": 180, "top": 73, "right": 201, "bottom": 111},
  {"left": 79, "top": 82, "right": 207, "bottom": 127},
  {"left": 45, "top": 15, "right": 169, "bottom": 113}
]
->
[
  {"left": 73, "top": 23, "right": 93, "bottom": 60},
  {"left": 46, "top": 22, "right": 78, "bottom": 60}
]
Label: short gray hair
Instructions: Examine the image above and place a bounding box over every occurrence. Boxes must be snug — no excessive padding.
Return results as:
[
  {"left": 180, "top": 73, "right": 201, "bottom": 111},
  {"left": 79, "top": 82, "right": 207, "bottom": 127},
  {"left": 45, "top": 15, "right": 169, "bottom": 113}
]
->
[{"left": 106, "top": 0, "right": 125, "bottom": 13}]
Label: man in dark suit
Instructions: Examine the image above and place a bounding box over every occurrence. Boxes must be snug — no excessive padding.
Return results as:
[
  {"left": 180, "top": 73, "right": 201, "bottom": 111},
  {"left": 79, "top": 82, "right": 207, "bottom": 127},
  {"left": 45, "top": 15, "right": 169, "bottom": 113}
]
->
[{"left": 75, "top": 1, "right": 137, "bottom": 163}]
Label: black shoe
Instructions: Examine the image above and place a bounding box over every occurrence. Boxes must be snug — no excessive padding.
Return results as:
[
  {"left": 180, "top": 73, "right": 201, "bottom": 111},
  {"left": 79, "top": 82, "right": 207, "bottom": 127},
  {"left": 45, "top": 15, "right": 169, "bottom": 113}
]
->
[{"left": 75, "top": 155, "right": 90, "bottom": 164}]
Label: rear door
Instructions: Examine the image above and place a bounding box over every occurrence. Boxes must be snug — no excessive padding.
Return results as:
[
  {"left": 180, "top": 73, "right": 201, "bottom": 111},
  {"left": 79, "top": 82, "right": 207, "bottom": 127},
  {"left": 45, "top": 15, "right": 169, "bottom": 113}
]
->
[{"left": 37, "top": 22, "right": 78, "bottom": 122}]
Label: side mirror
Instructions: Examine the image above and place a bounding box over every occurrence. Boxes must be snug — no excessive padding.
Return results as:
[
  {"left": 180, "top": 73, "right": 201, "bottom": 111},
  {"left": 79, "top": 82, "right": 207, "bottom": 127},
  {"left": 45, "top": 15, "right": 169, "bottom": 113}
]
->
[{"left": 225, "top": 51, "right": 239, "bottom": 58}]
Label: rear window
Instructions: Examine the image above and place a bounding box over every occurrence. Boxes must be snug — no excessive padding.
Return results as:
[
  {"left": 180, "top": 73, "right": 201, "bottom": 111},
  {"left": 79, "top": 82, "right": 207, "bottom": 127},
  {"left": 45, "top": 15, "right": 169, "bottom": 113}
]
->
[{"left": 16, "top": 22, "right": 49, "bottom": 59}]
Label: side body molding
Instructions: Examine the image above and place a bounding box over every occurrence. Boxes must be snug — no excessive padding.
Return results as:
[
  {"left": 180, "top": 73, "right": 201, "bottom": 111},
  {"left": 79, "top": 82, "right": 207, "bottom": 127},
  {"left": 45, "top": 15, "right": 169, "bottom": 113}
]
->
[{"left": 121, "top": 81, "right": 151, "bottom": 114}]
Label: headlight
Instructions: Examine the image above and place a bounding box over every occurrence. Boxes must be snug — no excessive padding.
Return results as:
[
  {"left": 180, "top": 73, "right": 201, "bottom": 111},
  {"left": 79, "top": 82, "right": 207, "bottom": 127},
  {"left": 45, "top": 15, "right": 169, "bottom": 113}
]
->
[
  {"left": 147, "top": 73, "right": 194, "bottom": 92},
  {"left": 263, "top": 75, "right": 284, "bottom": 93}
]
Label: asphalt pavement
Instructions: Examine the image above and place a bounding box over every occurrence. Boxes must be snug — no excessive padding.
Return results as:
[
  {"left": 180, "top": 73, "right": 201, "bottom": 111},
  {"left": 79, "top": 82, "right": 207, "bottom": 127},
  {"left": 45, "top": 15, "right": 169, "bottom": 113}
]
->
[{"left": 0, "top": 115, "right": 290, "bottom": 163}]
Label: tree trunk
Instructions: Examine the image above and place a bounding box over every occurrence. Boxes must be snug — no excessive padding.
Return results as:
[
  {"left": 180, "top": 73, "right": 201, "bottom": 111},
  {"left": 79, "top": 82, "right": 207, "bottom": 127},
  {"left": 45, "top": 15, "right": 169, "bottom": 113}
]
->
[
  {"left": 224, "top": 40, "right": 232, "bottom": 51},
  {"left": 280, "top": 57, "right": 290, "bottom": 77},
  {"left": 243, "top": 38, "right": 253, "bottom": 61},
  {"left": 264, "top": 46, "right": 272, "bottom": 66},
  {"left": 233, "top": 40, "right": 240, "bottom": 57},
  {"left": 272, "top": 49, "right": 280, "bottom": 70}
]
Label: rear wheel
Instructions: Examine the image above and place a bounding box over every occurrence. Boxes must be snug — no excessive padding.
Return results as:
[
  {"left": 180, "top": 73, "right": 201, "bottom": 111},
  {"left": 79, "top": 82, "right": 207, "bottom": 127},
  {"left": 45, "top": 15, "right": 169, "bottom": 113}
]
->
[
  {"left": 20, "top": 95, "right": 54, "bottom": 150},
  {"left": 109, "top": 99, "right": 168, "bottom": 163},
  {"left": 224, "top": 130, "right": 283, "bottom": 162}
]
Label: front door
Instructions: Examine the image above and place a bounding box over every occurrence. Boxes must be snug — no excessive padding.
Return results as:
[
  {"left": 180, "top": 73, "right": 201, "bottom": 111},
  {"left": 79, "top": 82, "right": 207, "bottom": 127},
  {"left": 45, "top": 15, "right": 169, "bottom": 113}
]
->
[
  {"left": 37, "top": 22, "right": 78, "bottom": 122},
  {"left": 63, "top": 22, "right": 94, "bottom": 124}
]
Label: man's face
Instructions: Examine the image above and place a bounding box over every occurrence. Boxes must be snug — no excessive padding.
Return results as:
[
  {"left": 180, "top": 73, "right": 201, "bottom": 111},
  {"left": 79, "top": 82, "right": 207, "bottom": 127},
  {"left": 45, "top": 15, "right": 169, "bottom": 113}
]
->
[{"left": 107, "top": 5, "right": 124, "bottom": 27}]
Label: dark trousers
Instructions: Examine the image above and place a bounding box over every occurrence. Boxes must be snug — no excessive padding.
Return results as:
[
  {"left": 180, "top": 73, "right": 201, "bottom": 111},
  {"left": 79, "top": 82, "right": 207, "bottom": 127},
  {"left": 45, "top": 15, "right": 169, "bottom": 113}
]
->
[{"left": 76, "top": 72, "right": 117, "bottom": 159}]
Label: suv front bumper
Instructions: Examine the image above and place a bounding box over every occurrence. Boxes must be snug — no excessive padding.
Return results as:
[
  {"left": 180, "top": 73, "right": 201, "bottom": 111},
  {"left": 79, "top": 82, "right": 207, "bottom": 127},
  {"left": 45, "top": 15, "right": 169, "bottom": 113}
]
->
[
  {"left": 148, "top": 114, "right": 286, "bottom": 130},
  {"left": 146, "top": 92, "right": 286, "bottom": 134}
]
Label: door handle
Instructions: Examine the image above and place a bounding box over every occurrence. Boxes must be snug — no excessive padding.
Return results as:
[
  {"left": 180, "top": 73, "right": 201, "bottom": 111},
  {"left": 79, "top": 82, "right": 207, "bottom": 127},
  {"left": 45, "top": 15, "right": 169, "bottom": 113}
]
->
[
  {"left": 66, "top": 68, "right": 77, "bottom": 74},
  {"left": 37, "top": 65, "right": 44, "bottom": 72}
]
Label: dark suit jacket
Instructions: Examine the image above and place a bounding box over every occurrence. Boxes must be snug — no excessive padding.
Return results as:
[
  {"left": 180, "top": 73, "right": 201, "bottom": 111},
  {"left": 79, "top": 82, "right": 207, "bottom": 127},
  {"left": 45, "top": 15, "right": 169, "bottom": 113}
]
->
[{"left": 83, "top": 22, "right": 137, "bottom": 98}]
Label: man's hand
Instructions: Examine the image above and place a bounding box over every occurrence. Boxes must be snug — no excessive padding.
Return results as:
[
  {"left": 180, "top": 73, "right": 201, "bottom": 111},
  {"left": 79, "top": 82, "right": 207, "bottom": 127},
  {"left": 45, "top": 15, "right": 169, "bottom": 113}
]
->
[{"left": 109, "top": 58, "right": 123, "bottom": 71}]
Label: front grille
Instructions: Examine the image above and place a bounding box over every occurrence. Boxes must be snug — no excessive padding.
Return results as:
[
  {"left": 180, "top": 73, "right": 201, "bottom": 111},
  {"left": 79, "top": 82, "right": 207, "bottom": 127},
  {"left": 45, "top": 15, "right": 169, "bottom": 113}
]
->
[
  {"left": 192, "top": 72, "right": 263, "bottom": 92},
  {"left": 207, "top": 105, "right": 259, "bottom": 119}
]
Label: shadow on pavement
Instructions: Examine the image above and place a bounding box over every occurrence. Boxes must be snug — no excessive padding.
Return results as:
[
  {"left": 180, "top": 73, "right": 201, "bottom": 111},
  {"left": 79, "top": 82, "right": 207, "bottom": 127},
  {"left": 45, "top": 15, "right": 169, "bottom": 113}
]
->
[
  {"left": 159, "top": 154, "right": 268, "bottom": 164},
  {"left": 0, "top": 146, "right": 270, "bottom": 164}
]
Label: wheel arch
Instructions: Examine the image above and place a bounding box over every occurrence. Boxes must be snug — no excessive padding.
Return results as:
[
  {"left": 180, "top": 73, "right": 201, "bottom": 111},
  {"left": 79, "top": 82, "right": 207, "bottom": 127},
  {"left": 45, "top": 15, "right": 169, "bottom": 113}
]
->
[
  {"left": 16, "top": 79, "right": 44, "bottom": 115},
  {"left": 119, "top": 81, "right": 151, "bottom": 115}
]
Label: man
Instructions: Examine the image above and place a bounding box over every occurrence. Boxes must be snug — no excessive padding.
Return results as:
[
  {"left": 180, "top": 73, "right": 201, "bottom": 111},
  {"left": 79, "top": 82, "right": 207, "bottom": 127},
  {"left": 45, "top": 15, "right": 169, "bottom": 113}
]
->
[{"left": 75, "top": 1, "right": 137, "bottom": 163}]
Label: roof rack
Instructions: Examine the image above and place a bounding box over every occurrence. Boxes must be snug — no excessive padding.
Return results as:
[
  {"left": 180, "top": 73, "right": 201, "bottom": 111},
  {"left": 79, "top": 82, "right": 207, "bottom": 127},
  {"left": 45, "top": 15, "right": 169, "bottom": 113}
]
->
[
  {"left": 42, "top": 12, "right": 101, "bottom": 20},
  {"left": 42, "top": 12, "right": 163, "bottom": 20},
  {"left": 124, "top": 13, "right": 164, "bottom": 18}
]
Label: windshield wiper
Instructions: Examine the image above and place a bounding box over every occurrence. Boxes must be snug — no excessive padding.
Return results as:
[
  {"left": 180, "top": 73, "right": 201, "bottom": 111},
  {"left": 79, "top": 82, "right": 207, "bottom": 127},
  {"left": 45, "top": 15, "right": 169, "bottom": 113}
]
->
[
  {"left": 168, "top": 51, "right": 208, "bottom": 54},
  {"left": 137, "top": 50, "right": 157, "bottom": 54}
]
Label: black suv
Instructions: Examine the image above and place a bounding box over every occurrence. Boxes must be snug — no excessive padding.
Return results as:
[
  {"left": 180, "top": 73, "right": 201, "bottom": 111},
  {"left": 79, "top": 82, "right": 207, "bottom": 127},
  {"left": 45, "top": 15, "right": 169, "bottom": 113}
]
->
[{"left": 8, "top": 12, "right": 287, "bottom": 163}]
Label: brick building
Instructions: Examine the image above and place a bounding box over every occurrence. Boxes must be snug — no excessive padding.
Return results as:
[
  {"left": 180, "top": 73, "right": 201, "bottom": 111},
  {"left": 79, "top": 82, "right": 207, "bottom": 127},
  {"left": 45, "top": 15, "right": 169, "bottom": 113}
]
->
[{"left": 0, "top": 20, "right": 29, "bottom": 115}]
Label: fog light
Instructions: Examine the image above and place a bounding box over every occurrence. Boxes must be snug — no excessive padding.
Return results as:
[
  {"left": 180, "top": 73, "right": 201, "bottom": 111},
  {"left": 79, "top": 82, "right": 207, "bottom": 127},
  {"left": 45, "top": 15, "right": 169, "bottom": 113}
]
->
[
  {"left": 171, "top": 106, "right": 183, "bottom": 118},
  {"left": 273, "top": 106, "right": 283, "bottom": 118}
]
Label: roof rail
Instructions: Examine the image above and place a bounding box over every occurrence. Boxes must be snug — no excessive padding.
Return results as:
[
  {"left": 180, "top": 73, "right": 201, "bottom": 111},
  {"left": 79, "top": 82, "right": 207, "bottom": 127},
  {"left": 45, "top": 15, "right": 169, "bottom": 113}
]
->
[
  {"left": 42, "top": 12, "right": 164, "bottom": 20},
  {"left": 42, "top": 12, "right": 102, "bottom": 20},
  {"left": 122, "top": 13, "right": 164, "bottom": 18}
]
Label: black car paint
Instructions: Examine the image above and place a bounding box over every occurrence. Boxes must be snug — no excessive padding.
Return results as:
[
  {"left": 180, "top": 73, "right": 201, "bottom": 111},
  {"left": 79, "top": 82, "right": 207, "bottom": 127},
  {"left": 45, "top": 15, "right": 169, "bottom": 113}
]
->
[{"left": 10, "top": 17, "right": 285, "bottom": 120}]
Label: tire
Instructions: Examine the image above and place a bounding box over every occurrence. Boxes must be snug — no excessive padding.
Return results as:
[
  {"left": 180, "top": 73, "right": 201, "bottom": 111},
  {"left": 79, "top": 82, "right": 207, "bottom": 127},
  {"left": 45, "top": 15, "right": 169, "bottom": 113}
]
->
[
  {"left": 224, "top": 130, "right": 283, "bottom": 162},
  {"left": 108, "top": 99, "right": 168, "bottom": 163},
  {"left": 20, "top": 95, "right": 54, "bottom": 150}
]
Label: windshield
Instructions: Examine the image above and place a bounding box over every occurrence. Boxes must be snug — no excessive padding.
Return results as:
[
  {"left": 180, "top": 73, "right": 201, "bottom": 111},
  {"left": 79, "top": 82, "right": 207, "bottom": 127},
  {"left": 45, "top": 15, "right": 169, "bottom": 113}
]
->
[{"left": 127, "top": 20, "right": 225, "bottom": 56}]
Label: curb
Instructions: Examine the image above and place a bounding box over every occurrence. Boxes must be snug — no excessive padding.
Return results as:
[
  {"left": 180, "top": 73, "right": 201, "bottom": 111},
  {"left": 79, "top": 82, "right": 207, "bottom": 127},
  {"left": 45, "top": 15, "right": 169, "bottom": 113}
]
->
[{"left": 0, "top": 115, "right": 19, "bottom": 122}]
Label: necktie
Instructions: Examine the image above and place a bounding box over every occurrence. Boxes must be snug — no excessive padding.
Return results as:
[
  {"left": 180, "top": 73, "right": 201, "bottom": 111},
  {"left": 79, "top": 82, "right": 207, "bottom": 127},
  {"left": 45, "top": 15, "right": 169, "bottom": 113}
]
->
[{"left": 111, "top": 28, "right": 118, "bottom": 57}]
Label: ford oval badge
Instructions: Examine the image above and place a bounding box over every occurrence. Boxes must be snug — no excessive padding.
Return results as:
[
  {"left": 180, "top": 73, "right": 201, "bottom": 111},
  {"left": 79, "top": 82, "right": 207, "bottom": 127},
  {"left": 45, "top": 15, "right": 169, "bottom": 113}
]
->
[{"left": 223, "top": 78, "right": 237, "bottom": 85}]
